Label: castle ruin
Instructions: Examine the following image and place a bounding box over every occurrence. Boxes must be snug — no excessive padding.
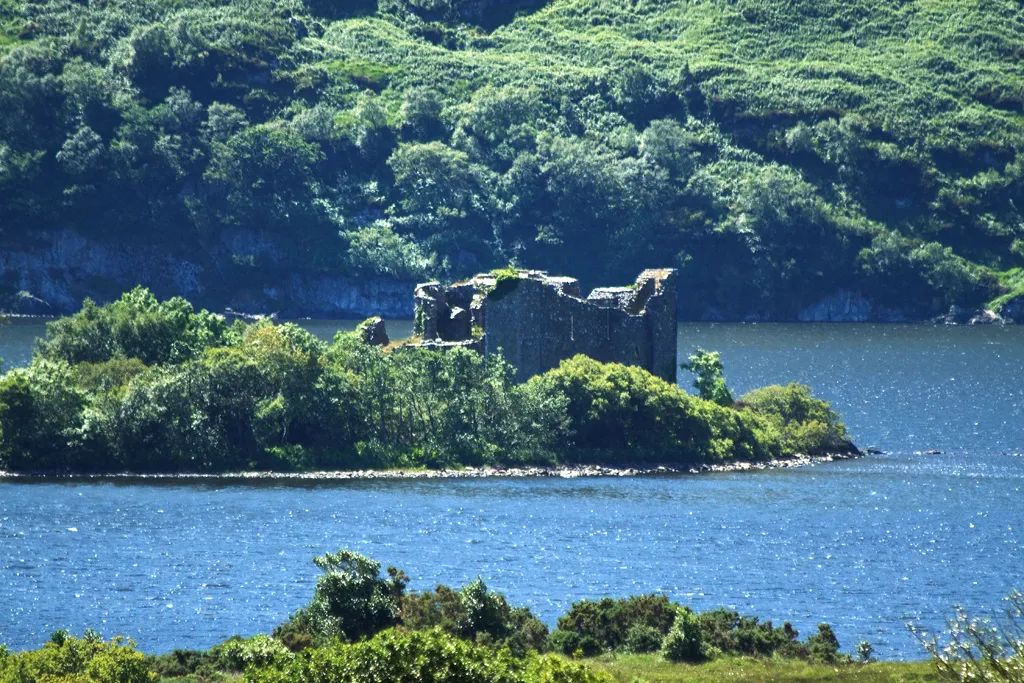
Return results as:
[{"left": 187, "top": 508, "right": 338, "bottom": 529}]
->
[{"left": 407, "top": 268, "right": 678, "bottom": 382}]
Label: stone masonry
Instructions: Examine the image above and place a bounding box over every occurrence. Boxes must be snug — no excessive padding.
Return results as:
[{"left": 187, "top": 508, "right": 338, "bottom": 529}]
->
[{"left": 408, "top": 269, "right": 678, "bottom": 382}]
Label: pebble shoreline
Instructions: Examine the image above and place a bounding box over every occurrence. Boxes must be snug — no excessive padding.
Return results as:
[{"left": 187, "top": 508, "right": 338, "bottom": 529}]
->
[{"left": 0, "top": 453, "right": 861, "bottom": 480}]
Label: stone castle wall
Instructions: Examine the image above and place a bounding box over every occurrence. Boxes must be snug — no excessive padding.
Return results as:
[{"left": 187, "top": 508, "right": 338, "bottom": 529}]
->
[{"left": 411, "top": 269, "right": 677, "bottom": 382}]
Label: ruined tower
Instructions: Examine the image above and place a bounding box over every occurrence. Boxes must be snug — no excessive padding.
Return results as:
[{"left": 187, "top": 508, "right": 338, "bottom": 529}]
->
[{"left": 411, "top": 269, "right": 678, "bottom": 382}]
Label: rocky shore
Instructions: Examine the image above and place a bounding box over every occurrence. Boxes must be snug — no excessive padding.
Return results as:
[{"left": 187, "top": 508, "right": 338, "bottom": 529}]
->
[{"left": 0, "top": 453, "right": 861, "bottom": 480}]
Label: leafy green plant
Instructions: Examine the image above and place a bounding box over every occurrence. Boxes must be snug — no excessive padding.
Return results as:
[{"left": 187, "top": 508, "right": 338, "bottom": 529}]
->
[
  {"left": 0, "top": 632, "right": 150, "bottom": 683},
  {"left": 624, "top": 625, "right": 665, "bottom": 654},
  {"left": 295, "top": 549, "right": 408, "bottom": 642},
  {"left": 661, "top": 609, "right": 706, "bottom": 663},
  {"left": 681, "top": 349, "right": 732, "bottom": 406},
  {"left": 552, "top": 595, "right": 677, "bottom": 655},
  {"left": 400, "top": 578, "right": 548, "bottom": 656},
  {"left": 738, "top": 384, "right": 852, "bottom": 455},
  {"left": 245, "top": 627, "right": 610, "bottom": 683},
  {"left": 487, "top": 265, "right": 522, "bottom": 302}
]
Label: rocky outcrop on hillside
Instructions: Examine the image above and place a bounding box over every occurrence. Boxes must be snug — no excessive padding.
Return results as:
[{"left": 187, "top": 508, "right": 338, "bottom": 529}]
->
[
  {"left": 0, "top": 231, "right": 1015, "bottom": 324},
  {"left": 1001, "top": 296, "right": 1024, "bottom": 322},
  {"left": 0, "top": 230, "right": 414, "bottom": 319}
]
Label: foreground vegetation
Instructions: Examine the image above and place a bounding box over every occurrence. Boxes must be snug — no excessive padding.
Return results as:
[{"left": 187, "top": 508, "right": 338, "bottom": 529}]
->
[
  {"left": 3, "top": 549, "right": 1019, "bottom": 682},
  {"left": 1, "top": 0, "right": 1022, "bottom": 317},
  {"left": 0, "top": 549, "right": 871, "bottom": 683},
  {"left": 0, "top": 290, "right": 853, "bottom": 473}
]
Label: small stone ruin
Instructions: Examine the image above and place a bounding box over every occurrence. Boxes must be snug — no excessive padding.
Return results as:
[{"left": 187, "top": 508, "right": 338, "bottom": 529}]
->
[
  {"left": 403, "top": 268, "right": 677, "bottom": 382},
  {"left": 357, "top": 316, "right": 390, "bottom": 346}
]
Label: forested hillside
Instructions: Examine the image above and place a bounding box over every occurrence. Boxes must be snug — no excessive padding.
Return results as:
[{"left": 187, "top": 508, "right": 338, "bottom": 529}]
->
[{"left": 1, "top": 0, "right": 1023, "bottom": 319}]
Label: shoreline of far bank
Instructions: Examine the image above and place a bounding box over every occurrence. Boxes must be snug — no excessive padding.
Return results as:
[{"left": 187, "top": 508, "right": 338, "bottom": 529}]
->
[{"left": 0, "top": 452, "right": 863, "bottom": 481}]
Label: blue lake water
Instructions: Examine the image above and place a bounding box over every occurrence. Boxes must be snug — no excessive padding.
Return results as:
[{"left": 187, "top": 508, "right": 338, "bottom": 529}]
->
[{"left": 1, "top": 321, "right": 1023, "bottom": 659}]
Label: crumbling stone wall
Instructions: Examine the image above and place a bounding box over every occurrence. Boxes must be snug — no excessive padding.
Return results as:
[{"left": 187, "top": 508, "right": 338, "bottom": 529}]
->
[{"left": 412, "top": 269, "right": 677, "bottom": 382}]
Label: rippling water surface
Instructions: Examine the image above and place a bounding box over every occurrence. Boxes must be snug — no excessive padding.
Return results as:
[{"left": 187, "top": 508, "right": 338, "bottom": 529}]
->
[{"left": 1, "top": 321, "right": 1022, "bottom": 658}]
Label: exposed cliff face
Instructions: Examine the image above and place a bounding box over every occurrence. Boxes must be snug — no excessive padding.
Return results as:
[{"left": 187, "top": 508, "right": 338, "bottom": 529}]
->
[
  {"left": 0, "top": 231, "right": 998, "bottom": 323},
  {"left": 797, "top": 290, "right": 910, "bottom": 323},
  {"left": 0, "top": 231, "right": 204, "bottom": 314},
  {"left": 1001, "top": 296, "right": 1024, "bottom": 322},
  {"left": 0, "top": 230, "right": 414, "bottom": 319}
]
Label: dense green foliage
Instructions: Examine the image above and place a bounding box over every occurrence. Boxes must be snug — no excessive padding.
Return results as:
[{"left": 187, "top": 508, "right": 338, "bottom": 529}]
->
[
  {"left": 1, "top": 0, "right": 1022, "bottom": 316},
  {"left": 37, "top": 288, "right": 230, "bottom": 366},
  {"left": 0, "top": 549, "right": 859, "bottom": 682},
  {"left": 549, "top": 596, "right": 678, "bottom": 656},
  {"left": 247, "top": 628, "right": 610, "bottom": 683},
  {"left": 548, "top": 597, "right": 842, "bottom": 664},
  {"left": 739, "top": 383, "right": 851, "bottom": 456},
  {"left": 660, "top": 608, "right": 705, "bottom": 663},
  {"left": 526, "top": 355, "right": 799, "bottom": 464},
  {"left": 681, "top": 349, "right": 732, "bottom": 406},
  {"left": 286, "top": 550, "right": 408, "bottom": 644},
  {"left": 274, "top": 549, "right": 549, "bottom": 657},
  {"left": 0, "top": 290, "right": 851, "bottom": 473},
  {"left": 400, "top": 578, "right": 549, "bottom": 656},
  {"left": 0, "top": 630, "right": 150, "bottom": 683}
]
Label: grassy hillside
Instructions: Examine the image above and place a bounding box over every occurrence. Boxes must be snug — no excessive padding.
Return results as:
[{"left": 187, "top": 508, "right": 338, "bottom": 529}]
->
[{"left": 0, "top": 0, "right": 1022, "bottom": 317}]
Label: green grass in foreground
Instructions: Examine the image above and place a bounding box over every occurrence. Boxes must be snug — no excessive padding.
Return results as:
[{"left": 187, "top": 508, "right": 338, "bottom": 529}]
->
[
  {"left": 152, "top": 657, "right": 940, "bottom": 683},
  {"left": 585, "top": 653, "right": 939, "bottom": 683}
]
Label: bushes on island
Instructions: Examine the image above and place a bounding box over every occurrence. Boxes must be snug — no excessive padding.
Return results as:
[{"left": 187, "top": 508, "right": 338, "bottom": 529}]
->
[
  {"left": 739, "top": 383, "right": 852, "bottom": 456},
  {"left": 527, "top": 355, "right": 785, "bottom": 464},
  {"left": 0, "top": 290, "right": 853, "bottom": 473}
]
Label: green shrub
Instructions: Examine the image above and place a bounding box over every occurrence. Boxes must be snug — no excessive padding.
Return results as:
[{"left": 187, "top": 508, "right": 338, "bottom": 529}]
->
[
  {"left": 681, "top": 349, "right": 733, "bottom": 406},
  {"left": 244, "top": 628, "right": 610, "bottom": 683},
  {"left": 145, "top": 637, "right": 254, "bottom": 679},
  {"left": 554, "top": 595, "right": 678, "bottom": 654},
  {"left": 299, "top": 549, "right": 408, "bottom": 642},
  {"left": 527, "top": 356, "right": 780, "bottom": 464},
  {"left": 547, "top": 629, "right": 581, "bottom": 656},
  {"left": 343, "top": 221, "right": 431, "bottom": 280},
  {"left": 0, "top": 632, "right": 150, "bottom": 683},
  {"left": 552, "top": 594, "right": 838, "bottom": 662},
  {"left": 37, "top": 288, "right": 228, "bottom": 366},
  {"left": 488, "top": 265, "right": 522, "bottom": 302},
  {"left": 0, "top": 361, "right": 91, "bottom": 472},
  {"left": 400, "top": 578, "right": 548, "bottom": 655},
  {"left": 221, "top": 634, "right": 292, "bottom": 670},
  {"left": 738, "top": 383, "right": 852, "bottom": 455},
  {"left": 271, "top": 611, "right": 314, "bottom": 652},
  {"left": 661, "top": 609, "right": 705, "bottom": 663},
  {"left": 696, "top": 609, "right": 806, "bottom": 659},
  {"left": 807, "top": 623, "right": 844, "bottom": 664},
  {"left": 623, "top": 624, "right": 664, "bottom": 654}
]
